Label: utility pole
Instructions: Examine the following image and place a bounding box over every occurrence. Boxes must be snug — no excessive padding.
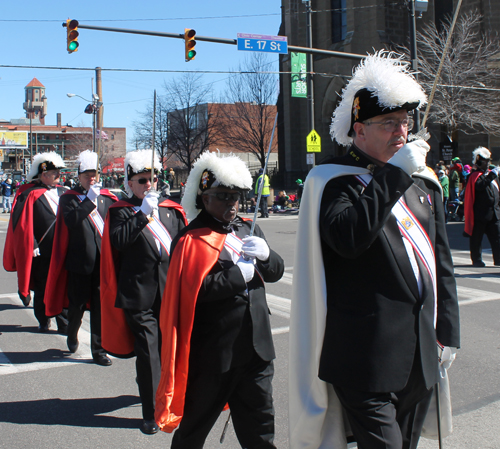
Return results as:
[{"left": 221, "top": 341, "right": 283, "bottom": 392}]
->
[
  {"left": 303, "top": 0, "right": 315, "bottom": 167},
  {"left": 96, "top": 67, "right": 103, "bottom": 165}
]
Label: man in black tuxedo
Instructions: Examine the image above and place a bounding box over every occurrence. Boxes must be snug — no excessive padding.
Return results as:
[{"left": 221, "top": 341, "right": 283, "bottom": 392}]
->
[
  {"left": 46, "top": 150, "right": 117, "bottom": 366},
  {"left": 464, "top": 146, "right": 500, "bottom": 267},
  {"left": 3, "top": 152, "right": 68, "bottom": 333},
  {"left": 105, "top": 149, "right": 186, "bottom": 435},
  {"left": 155, "top": 152, "right": 284, "bottom": 448},
  {"left": 289, "top": 52, "right": 460, "bottom": 449}
]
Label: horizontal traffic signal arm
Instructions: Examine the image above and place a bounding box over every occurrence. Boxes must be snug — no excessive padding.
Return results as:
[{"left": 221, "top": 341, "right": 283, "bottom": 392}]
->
[{"left": 62, "top": 22, "right": 365, "bottom": 59}]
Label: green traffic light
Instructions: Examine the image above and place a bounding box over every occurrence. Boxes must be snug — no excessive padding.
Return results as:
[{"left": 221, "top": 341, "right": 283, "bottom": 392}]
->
[
  {"left": 69, "top": 41, "right": 79, "bottom": 51},
  {"left": 188, "top": 50, "right": 196, "bottom": 59}
]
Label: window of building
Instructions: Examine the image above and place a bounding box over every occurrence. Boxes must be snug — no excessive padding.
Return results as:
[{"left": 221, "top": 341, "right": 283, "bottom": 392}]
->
[
  {"left": 56, "top": 135, "right": 59, "bottom": 139},
  {"left": 111, "top": 134, "right": 114, "bottom": 140},
  {"left": 41, "top": 135, "right": 45, "bottom": 140},
  {"left": 331, "top": 0, "right": 347, "bottom": 43},
  {"left": 112, "top": 145, "right": 115, "bottom": 152}
]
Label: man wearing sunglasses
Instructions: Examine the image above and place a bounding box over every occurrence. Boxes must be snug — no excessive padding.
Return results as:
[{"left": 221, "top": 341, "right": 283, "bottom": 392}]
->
[
  {"left": 290, "top": 52, "right": 460, "bottom": 449},
  {"left": 100, "top": 149, "right": 187, "bottom": 435},
  {"left": 155, "top": 152, "right": 284, "bottom": 448}
]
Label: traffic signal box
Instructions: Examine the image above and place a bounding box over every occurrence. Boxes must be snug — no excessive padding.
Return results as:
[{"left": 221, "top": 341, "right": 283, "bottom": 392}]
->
[
  {"left": 66, "top": 19, "right": 79, "bottom": 53},
  {"left": 184, "top": 29, "right": 196, "bottom": 62}
]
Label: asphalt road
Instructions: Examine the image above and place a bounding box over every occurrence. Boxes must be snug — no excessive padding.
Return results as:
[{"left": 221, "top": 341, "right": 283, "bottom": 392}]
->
[{"left": 0, "top": 211, "right": 499, "bottom": 449}]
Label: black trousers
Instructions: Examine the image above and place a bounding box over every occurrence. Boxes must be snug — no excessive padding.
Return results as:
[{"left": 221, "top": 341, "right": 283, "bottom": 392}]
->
[
  {"left": 123, "top": 295, "right": 161, "bottom": 421},
  {"left": 333, "top": 355, "right": 433, "bottom": 449},
  {"left": 32, "top": 257, "right": 68, "bottom": 330},
  {"left": 67, "top": 263, "right": 104, "bottom": 358},
  {"left": 469, "top": 217, "right": 500, "bottom": 265},
  {"left": 172, "top": 353, "right": 275, "bottom": 449}
]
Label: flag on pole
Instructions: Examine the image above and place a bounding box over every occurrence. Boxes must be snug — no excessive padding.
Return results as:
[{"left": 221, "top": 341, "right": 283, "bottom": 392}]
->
[{"left": 96, "top": 129, "right": 109, "bottom": 140}]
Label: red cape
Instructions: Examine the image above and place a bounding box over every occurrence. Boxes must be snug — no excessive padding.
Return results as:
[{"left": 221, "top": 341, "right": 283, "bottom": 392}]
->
[
  {"left": 3, "top": 186, "right": 49, "bottom": 298},
  {"left": 464, "top": 170, "right": 482, "bottom": 236},
  {"left": 155, "top": 227, "right": 226, "bottom": 432},
  {"left": 100, "top": 198, "right": 187, "bottom": 358},
  {"left": 45, "top": 189, "right": 118, "bottom": 317}
]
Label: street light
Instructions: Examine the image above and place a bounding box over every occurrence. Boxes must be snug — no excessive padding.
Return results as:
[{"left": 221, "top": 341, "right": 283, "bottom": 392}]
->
[{"left": 67, "top": 92, "right": 102, "bottom": 154}]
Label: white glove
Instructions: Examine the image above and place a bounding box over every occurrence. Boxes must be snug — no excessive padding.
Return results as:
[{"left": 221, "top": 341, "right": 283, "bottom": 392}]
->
[
  {"left": 236, "top": 256, "right": 255, "bottom": 283},
  {"left": 242, "top": 236, "right": 270, "bottom": 261},
  {"left": 491, "top": 167, "right": 500, "bottom": 177},
  {"left": 439, "top": 345, "right": 457, "bottom": 370},
  {"left": 140, "top": 191, "right": 159, "bottom": 216},
  {"left": 87, "top": 182, "right": 102, "bottom": 203},
  {"left": 388, "top": 139, "right": 430, "bottom": 175},
  {"left": 33, "top": 248, "right": 41, "bottom": 258}
]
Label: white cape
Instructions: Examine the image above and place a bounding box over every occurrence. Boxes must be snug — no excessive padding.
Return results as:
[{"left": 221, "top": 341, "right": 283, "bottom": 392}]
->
[{"left": 288, "top": 164, "right": 442, "bottom": 449}]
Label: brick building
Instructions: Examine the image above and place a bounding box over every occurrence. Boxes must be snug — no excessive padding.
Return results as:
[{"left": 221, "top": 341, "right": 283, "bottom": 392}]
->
[
  {"left": 278, "top": 0, "right": 500, "bottom": 187},
  {"left": 0, "top": 78, "right": 126, "bottom": 172}
]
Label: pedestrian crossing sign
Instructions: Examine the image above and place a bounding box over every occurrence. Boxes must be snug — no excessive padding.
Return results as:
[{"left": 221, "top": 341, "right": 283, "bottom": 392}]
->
[{"left": 306, "top": 129, "right": 321, "bottom": 152}]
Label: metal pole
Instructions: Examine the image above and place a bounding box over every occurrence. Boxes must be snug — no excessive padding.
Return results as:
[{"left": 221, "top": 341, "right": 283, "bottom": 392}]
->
[
  {"left": 409, "top": 0, "right": 420, "bottom": 130},
  {"left": 421, "top": 0, "right": 463, "bottom": 128},
  {"left": 305, "top": 0, "right": 315, "bottom": 167}
]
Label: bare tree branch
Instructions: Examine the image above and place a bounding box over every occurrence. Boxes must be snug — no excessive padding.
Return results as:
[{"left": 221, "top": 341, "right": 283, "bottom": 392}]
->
[
  {"left": 222, "top": 53, "right": 278, "bottom": 167},
  {"left": 399, "top": 10, "right": 500, "bottom": 137}
]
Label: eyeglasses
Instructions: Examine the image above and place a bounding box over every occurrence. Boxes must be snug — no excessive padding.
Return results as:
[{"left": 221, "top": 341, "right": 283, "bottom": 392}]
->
[
  {"left": 133, "top": 177, "right": 158, "bottom": 184},
  {"left": 205, "top": 192, "right": 240, "bottom": 202},
  {"left": 364, "top": 116, "right": 414, "bottom": 132}
]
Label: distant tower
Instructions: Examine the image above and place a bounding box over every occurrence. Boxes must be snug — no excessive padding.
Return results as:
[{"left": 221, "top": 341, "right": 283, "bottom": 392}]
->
[{"left": 23, "top": 78, "right": 47, "bottom": 125}]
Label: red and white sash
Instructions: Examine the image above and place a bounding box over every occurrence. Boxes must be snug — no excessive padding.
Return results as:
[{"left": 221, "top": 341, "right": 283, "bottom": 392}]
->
[
  {"left": 132, "top": 207, "right": 173, "bottom": 255},
  {"left": 356, "top": 174, "right": 437, "bottom": 326},
  {"left": 44, "top": 189, "right": 60, "bottom": 215},
  {"left": 77, "top": 195, "right": 105, "bottom": 237}
]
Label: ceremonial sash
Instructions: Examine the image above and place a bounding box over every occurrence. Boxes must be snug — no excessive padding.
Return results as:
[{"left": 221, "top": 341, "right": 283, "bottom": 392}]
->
[
  {"left": 356, "top": 174, "right": 437, "bottom": 326},
  {"left": 77, "top": 195, "right": 105, "bottom": 237},
  {"left": 44, "top": 188, "right": 60, "bottom": 215},
  {"left": 132, "top": 206, "right": 173, "bottom": 255}
]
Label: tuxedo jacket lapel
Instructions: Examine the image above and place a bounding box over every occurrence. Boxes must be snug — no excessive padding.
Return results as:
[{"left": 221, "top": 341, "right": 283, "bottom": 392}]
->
[{"left": 382, "top": 216, "right": 420, "bottom": 300}]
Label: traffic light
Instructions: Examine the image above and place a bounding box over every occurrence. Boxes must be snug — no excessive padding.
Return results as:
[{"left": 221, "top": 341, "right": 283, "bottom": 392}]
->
[
  {"left": 184, "top": 28, "right": 196, "bottom": 62},
  {"left": 66, "top": 19, "right": 79, "bottom": 54}
]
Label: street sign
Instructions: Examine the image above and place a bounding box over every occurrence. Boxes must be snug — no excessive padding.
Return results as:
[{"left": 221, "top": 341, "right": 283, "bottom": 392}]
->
[
  {"left": 306, "top": 129, "right": 321, "bottom": 153},
  {"left": 237, "top": 33, "right": 288, "bottom": 54},
  {"left": 306, "top": 153, "right": 314, "bottom": 165}
]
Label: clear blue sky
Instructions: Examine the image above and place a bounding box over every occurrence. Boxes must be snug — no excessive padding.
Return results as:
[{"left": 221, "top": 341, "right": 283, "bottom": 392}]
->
[{"left": 0, "top": 0, "right": 282, "bottom": 148}]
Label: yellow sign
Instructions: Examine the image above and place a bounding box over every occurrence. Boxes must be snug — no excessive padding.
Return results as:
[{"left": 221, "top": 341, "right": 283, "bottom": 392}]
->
[
  {"left": 306, "top": 129, "right": 321, "bottom": 153},
  {"left": 0, "top": 131, "right": 28, "bottom": 148},
  {"left": 0, "top": 149, "right": 3, "bottom": 158}
]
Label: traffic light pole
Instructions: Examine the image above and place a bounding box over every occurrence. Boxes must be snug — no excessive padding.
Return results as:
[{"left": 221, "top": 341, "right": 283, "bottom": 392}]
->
[{"left": 70, "top": 23, "right": 365, "bottom": 60}]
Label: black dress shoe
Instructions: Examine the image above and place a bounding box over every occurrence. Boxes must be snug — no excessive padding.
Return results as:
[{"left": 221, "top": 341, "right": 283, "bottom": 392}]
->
[
  {"left": 93, "top": 354, "right": 112, "bottom": 366},
  {"left": 67, "top": 338, "right": 79, "bottom": 353},
  {"left": 472, "top": 261, "right": 486, "bottom": 267},
  {"left": 140, "top": 419, "right": 159, "bottom": 435},
  {"left": 38, "top": 323, "right": 50, "bottom": 333}
]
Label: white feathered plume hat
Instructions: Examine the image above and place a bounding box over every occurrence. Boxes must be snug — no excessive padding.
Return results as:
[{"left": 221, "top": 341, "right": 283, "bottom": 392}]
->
[
  {"left": 330, "top": 50, "right": 428, "bottom": 146},
  {"left": 27, "top": 151, "right": 66, "bottom": 181},
  {"left": 182, "top": 151, "right": 253, "bottom": 221},
  {"left": 77, "top": 150, "right": 99, "bottom": 174},
  {"left": 124, "top": 149, "right": 161, "bottom": 196},
  {"left": 472, "top": 146, "right": 491, "bottom": 165}
]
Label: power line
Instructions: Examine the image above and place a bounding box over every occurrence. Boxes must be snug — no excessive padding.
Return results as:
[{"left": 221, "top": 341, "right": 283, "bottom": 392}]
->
[{"left": 0, "top": 3, "right": 404, "bottom": 23}]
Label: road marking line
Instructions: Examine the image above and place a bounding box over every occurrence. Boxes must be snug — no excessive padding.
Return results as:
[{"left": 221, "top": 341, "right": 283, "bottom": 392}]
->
[{"left": 272, "top": 326, "right": 289, "bottom": 335}]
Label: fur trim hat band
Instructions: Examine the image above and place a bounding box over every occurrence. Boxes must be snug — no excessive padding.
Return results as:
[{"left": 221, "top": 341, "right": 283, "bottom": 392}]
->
[
  {"left": 472, "top": 147, "right": 491, "bottom": 164},
  {"left": 182, "top": 151, "right": 253, "bottom": 221},
  {"left": 123, "top": 149, "right": 161, "bottom": 196},
  {"left": 330, "top": 51, "right": 427, "bottom": 146},
  {"left": 77, "top": 150, "right": 99, "bottom": 174},
  {"left": 28, "top": 151, "right": 66, "bottom": 181}
]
